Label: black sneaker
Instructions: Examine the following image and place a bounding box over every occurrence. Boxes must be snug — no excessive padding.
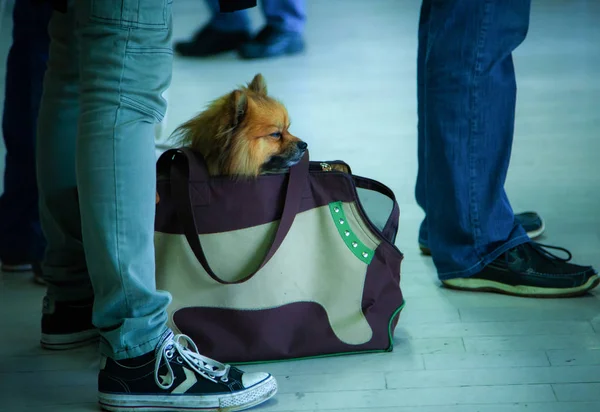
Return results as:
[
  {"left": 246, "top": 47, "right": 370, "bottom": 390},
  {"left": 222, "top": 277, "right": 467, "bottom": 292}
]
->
[
  {"left": 238, "top": 25, "right": 305, "bottom": 59},
  {"left": 98, "top": 332, "right": 277, "bottom": 412},
  {"left": 419, "top": 211, "right": 545, "bottom": 255},
  {"left": 40, "top": 296, "right": 99, "bottom": 350},
  {"left": 442, "top": 242, "right": 599, "bottom": 298},
  {"left": 175, "top": 25, "right": 251, "bottom": 57}
]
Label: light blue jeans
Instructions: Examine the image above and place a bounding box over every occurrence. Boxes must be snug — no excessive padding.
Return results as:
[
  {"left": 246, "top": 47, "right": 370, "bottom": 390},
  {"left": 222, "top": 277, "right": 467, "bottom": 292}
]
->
[{"left": 36, "top": 0, "right": 173, "bottom": 360}]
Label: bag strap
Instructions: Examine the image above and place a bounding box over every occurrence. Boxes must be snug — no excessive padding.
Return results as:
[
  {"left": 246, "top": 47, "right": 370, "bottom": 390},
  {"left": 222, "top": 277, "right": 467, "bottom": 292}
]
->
[
  {"left": 170, "top": 148, "right": 310, "bottom": 285},
  {"left": 353, "top": 175, "right": 400, "bottom": 244}
]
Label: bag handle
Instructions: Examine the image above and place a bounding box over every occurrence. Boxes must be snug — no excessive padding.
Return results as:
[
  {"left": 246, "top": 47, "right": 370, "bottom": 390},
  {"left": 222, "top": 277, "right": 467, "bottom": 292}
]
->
[
  {"left": 169, "top": 148, "right": 310, "bottom": 285},
  {"left": 353, "top": 175, "right": 400, "bottom": 244}
]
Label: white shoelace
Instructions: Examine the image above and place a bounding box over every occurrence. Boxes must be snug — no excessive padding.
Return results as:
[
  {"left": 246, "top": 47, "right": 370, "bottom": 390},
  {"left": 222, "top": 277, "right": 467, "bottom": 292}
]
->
[{"left": 154, "top": 333, "right": 231, "bottom": 390}]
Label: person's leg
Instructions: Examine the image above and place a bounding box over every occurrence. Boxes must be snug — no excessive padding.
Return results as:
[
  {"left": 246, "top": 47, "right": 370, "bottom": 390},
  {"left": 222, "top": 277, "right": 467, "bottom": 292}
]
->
[
  {"left": 174, "top": 0, "right": 251, "bottom": 57},
  {"left": 76, "top": 0, "right": 177, "bottom": 359},
  {"left": 415, "top": 0, "right": 544, "bottom": 254},
  {"left": 238, "top": 0, "right": 306, "bottom": 59},
  {"left": 0, "top": 0, "right": 51, "bottom": 274},
  {"left": 414, "top": 0, "right": 430, "bottom": 252},
  {"left": 37, "top": 0, "right": 172, "bottom": 357},
  {"left": 421, "top": 0, "right": 530, "bottom": 275},
  {"left": 38, "top": 1, "right": 277, "bottom": 409},
  {"left": 36, "top": 3, "right": 99, "bottom": 349},
  {"left": 417, "top": 0, "right": 598, "bottom": 297}
]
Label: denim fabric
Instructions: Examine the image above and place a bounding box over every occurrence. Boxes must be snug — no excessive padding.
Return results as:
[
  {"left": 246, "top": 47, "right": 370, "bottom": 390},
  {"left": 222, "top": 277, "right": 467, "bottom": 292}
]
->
[
  {"left": 206, "top": 0, "right": 306, "bottom": 33},
  {"left": 415, "top": 0, "right": 532, "bottom": 279},
  {"left": 36, "top": 0, "right": 173, "bottom": 360},
  {"left": 0, "top": 0, "right": 51, "bottom": 264}
]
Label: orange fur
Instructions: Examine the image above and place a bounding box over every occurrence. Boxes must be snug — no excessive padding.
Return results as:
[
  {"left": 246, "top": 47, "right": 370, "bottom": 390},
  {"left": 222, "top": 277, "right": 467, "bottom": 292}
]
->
[{"left": 171, "top": 73, "right": 307, "bottom": 177}]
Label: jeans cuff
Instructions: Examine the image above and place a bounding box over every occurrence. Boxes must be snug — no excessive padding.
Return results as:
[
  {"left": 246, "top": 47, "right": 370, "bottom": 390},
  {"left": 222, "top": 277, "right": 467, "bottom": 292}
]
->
[
  {"left": 101, "top": 326, "right": 171, "bottom": 360},
  {"left": 437, "top": 234, "right": 530, "bottom": 280}
]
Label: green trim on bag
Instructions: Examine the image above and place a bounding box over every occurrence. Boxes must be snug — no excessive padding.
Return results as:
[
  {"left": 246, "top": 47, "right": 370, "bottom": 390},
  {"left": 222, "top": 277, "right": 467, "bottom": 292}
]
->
[
  {"left": 329, "top": 201, "right": 374, "bottom": 265},
  {"left": 230, "top": 300, "right": 406, "bottom": 366}
]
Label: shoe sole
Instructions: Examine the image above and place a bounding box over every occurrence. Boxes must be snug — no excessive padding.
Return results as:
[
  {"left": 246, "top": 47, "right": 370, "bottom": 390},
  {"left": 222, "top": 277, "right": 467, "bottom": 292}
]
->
[
  {"left": 442, "top": 273, "right": 600, "bottom": 298},
  {"left": 41, "top": 329, "right": 100, "bottom": 350},
  {"left": 98, "top": 375, "right": 277, "bottom": 412}
]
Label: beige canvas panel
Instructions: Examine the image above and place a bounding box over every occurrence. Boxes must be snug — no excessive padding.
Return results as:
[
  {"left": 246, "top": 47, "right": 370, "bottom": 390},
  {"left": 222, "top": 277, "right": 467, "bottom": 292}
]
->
[{"left": 155, "top": 202, "right": 382, "bottom": 345}]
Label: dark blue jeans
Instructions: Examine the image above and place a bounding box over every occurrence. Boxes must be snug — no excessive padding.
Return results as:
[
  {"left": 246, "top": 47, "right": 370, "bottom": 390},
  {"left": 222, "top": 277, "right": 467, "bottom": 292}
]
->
[
  {"left": 0, "top": 0, "right": 52, "bottom": 264},
  {"left": 206, "top": 0, "right": 306, "bottom": 33},
  {"left": 416, "top": 0, "right": 531, "bottom": 279}
]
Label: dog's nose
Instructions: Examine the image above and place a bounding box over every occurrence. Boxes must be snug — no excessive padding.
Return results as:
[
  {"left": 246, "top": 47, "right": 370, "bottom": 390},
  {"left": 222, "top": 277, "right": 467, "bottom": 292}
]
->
[{"left": 297, "top": 141, "right": 308, "bottom": 150}]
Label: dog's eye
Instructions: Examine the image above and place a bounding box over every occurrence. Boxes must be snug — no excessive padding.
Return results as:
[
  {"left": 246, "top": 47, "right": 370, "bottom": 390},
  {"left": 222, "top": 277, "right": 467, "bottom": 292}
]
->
[{"left": 270, "top": 132, "right": 282, "bottom": 139}]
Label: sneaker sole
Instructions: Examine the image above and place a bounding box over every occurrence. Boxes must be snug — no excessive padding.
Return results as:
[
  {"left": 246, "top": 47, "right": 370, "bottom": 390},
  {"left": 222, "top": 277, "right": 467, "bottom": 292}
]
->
[
  {"left": 41, "top": 329, "right": 100, "bottom": 350},
  {"left": 98, "top": 375, "right": 277, "bottom": 412},
  {"left": 442, "top": 273, "right": 600, "bottom": 298}
]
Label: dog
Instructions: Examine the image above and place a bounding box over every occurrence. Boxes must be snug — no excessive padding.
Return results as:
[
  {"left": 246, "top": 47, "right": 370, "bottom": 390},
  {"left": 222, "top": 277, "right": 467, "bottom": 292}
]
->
[{"left": 171, "top": 73, "right": 307, "bottom": 178}]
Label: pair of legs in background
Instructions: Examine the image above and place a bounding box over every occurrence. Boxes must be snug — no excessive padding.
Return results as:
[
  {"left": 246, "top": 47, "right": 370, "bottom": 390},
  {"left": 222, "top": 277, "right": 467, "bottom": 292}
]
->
[
  {"left": 175, "top": 0, "right": 306, "bottom": 59},
  {"left": 416, "top": 0, "right": 598, "bottom": 297},
  {"left": 0, "top": 0, "right": 170, "bottom": 281},
  {"left": 36, "top": 1, "right": 276, "bottom": 411},
  {"left": 0, "top": 0, "right": 50, "bottom": 280}
]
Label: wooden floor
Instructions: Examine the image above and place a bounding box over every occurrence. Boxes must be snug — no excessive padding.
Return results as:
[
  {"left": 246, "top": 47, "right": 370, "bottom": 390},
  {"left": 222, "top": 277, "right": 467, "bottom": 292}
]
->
[{"left": 1, "top": 0, "right": 599, "bottom": 411}]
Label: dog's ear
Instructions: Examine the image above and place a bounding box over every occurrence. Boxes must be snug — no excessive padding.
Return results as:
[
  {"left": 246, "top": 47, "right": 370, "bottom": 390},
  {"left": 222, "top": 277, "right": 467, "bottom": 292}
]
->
[
  {"left": 248, "top": 73, "right": 267, "bottom": 96},
  {"left": 230, "top": 89, "right": 248, "bottom": 128}
]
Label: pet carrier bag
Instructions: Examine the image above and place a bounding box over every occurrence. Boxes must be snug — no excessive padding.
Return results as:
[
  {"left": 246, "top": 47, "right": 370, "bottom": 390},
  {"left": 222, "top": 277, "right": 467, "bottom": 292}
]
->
[{"left": 154, "top": 148, "right": 405, "bottom": 363}]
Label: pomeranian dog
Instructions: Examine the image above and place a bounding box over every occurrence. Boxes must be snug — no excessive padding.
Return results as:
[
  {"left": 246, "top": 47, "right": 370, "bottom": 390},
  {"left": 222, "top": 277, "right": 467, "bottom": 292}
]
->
[
  {"left": 171, "top": 73, "right": 307, "bottom": 177},
  {"left": 155, "top": 74, "right": 306, "bottom": 204}
]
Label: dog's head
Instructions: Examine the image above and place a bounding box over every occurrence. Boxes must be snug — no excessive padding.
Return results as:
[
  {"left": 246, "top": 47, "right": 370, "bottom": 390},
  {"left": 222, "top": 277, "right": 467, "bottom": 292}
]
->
[{"left": 173, "top": 74, "right": 307, "bottom": 177}]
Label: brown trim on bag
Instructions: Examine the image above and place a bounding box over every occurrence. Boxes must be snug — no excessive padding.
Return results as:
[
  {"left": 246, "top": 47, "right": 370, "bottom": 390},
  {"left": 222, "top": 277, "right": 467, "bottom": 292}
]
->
[
  {"left": 156, "top": 170, "right": 359, "bottom": 235},
  {"left": 156, "top": 170, "right": 398, "bottom": 245}
]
